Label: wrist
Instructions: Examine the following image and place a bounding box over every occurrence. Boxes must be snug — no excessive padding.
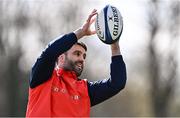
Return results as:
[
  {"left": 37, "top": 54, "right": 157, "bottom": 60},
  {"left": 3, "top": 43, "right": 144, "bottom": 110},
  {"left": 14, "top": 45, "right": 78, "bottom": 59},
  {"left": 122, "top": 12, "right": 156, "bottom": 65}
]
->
[
  {"left": 111, "top": 43, "right": 121, "bottom": 56},
  {"left": 74, "top": 28, "right": 85, "bottom": 40},
  {"left": 111, "top": 42, "right": 120, "bottom": 51}
]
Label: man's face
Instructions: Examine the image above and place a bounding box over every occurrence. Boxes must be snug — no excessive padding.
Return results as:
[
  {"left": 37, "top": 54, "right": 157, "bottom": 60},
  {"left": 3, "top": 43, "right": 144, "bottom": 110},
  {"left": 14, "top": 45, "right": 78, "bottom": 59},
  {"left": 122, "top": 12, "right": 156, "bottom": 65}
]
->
[{"left": 60, "top": 44, "right": 86, "bottom": 77}]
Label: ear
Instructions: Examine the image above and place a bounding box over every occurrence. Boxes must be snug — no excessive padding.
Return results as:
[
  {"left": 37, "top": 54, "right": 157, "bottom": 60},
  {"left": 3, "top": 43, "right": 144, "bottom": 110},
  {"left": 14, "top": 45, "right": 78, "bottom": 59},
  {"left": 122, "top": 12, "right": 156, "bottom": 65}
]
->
[{"left": 57, "top": 54, "right": 65, "bottom": 67}]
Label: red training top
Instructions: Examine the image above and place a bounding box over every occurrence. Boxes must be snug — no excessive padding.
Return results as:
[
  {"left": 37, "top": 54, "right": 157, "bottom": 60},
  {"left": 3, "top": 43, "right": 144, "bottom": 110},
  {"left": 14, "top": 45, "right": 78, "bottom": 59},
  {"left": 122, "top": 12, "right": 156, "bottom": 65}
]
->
[{"left": 26, "top": 68, "right": 90, "bottom": 117}]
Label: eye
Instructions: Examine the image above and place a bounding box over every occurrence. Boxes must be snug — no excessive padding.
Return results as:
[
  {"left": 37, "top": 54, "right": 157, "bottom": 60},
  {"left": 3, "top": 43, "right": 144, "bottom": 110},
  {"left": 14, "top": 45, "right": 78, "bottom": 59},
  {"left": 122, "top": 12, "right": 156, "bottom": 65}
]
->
[
  {"left": 73, "top": 51, "right": 86, "bottom": 59},
  {"left": 76, "top": 52, "right": 80, "bottom": 56},
  {"left": 83, "top": 54, "right": 86, "bottom": 59},
  {"left": 74, "top": 51, "right": 81, "bottom": 57}
]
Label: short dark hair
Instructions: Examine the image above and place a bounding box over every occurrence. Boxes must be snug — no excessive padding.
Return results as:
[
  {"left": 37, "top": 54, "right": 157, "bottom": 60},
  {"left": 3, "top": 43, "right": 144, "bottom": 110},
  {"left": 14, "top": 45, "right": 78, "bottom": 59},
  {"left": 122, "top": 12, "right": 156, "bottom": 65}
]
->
[
  {"left": 76, "top": 42, "right": 87, "bottom": 51},
  {"left": 55, "top": 42, "right": 87, "bottom": 65}
]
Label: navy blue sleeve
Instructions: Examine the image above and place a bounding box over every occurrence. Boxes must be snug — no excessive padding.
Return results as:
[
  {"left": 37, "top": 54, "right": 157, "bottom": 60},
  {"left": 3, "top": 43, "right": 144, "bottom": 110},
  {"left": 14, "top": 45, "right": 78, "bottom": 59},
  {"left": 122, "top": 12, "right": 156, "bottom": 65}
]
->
[
  {"left": 87, "top": 55, "right": 127, "bottom": 106},
  {"left": 30, "top": 33, "right": 77, "bottom": 88}
]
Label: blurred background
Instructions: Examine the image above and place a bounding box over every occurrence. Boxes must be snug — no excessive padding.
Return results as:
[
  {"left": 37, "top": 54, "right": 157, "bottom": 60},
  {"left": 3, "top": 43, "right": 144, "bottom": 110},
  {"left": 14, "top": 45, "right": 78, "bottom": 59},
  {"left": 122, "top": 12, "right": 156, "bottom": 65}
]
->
[{"left": 0, "top": 0, "right": 180, "bottom": 117}]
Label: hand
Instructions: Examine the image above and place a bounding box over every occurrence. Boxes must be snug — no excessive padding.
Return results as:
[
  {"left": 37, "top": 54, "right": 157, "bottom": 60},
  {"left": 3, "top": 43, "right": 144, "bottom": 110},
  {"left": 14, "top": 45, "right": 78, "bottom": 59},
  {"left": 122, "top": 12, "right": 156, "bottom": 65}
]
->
[
  {"left": 82, "top": 9, "right": 97, "bottom": 36},
  {"left": 74, "top": 9, "right": 97, "bottom": 40}
]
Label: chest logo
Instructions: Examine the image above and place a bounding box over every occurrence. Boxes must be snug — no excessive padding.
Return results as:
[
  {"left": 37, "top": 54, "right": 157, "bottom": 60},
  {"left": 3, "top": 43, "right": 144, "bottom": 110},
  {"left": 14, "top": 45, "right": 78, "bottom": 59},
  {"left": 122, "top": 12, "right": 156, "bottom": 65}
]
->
[
  {"left": 71, "top": 95, "right": 81, "bottom": 100},
  {"left": 52, "top": 86, "right": 67, "bottom": 93}
]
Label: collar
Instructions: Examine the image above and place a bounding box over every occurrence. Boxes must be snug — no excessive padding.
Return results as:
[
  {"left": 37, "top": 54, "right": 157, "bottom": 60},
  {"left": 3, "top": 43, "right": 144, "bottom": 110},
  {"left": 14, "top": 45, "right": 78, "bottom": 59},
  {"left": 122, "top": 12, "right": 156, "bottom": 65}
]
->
[{"left": 55, "top": 68, "right": 77, "bottom": 80}]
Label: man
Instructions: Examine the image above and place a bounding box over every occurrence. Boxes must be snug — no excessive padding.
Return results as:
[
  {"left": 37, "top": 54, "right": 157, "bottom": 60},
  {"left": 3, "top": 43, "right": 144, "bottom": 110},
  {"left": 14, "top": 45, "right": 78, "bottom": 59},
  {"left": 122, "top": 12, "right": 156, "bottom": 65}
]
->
[{"left": 26, "top": 9, "right": 127, "bottom": 117}]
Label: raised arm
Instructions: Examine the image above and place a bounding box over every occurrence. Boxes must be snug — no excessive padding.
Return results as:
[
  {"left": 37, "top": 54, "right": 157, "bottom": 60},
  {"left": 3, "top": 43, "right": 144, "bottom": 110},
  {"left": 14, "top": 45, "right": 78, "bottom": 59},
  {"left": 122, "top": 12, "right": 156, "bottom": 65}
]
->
[
  {"left": 88, "top": 41, "right": 127, "bottom": 106},
  {"left": 30, "top": 33, "right": 78, "bottom": 88},
  {"left": 30, "top": 9, "right": 97, "bottom": 88}
]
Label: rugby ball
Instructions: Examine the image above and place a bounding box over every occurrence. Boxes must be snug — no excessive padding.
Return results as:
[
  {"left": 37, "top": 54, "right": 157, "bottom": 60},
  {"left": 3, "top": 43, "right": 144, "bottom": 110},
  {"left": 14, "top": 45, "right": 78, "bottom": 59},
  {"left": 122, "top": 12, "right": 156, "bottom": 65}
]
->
[{"left": 95, "top": 5, "right": 123, "bottom": 44}]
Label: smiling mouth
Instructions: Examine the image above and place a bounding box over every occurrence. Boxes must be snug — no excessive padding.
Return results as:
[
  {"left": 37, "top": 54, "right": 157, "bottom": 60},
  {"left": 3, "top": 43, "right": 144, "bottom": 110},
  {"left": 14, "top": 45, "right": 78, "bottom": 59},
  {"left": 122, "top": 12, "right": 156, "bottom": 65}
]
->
[{"left": 76, "top": 63, "right": 83, "bottom": 70}]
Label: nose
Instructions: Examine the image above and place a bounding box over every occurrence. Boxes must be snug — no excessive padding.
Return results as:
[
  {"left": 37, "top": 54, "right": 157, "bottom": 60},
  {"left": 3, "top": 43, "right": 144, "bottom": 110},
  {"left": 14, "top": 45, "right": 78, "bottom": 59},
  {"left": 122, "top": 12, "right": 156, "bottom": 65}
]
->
[
  {"left": 78, "top": 55, "right": 85, "bottom": 64},
  {"left": 80, "top": 56, "right": 85, "bottom": 62}
]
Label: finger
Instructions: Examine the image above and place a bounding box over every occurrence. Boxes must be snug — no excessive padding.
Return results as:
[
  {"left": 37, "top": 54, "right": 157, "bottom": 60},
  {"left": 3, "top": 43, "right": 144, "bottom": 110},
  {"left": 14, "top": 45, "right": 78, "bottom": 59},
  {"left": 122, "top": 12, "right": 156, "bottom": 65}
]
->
[
  {"left": 87, "top": 10, "right": 97, "bottom": 23},
  {"left": 90, "top": 18, "right": 96, "bottom": 24},
  {"left": 91, "top": 12, "right": 98, "bottom": 18},
  {"left": 87, "top": 13, "right": 97, "bottom": 23},
  {"left": 92, "top": 9, "right": 97, "bottom": 14},
  {"left": 91, "top": 30, "right": 96, "bottom": 35}
]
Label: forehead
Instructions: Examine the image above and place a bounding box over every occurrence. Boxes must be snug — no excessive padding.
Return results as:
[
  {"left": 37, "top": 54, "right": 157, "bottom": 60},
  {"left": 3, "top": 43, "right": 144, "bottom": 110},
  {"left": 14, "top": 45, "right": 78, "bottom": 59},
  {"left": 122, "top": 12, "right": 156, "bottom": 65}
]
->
[{"left": 68, "top": 44, "right": 86, "bottom": 53}]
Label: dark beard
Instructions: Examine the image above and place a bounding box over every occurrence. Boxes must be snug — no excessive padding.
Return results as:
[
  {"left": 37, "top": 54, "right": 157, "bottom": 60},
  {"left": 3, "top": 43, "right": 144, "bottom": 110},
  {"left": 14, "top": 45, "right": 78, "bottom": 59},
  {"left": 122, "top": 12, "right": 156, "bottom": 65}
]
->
[{"left": 63, "top": 57, "right": 83, "bottom": 77}]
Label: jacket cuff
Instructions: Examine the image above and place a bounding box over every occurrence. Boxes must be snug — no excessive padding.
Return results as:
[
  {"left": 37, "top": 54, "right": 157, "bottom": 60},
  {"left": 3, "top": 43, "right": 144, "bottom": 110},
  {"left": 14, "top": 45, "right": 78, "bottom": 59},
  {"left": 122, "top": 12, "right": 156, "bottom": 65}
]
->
[{"left": 111, "top": 55, "right": 123, "bottom": 62}]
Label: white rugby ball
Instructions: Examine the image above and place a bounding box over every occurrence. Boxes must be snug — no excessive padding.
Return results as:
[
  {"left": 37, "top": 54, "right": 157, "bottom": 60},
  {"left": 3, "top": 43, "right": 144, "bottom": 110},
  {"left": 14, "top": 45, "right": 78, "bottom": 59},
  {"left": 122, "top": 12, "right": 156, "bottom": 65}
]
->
[{"left": 95, "top": 5, "right": 123, "bottom": 44}]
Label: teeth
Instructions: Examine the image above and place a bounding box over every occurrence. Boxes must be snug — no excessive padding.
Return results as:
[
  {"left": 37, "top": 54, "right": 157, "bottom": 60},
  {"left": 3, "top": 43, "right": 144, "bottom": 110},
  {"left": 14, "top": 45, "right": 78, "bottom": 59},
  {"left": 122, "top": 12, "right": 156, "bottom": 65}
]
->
[
  {"left": 78, "top": 65, "right": 82, "bottom": 68},
  {"left": 76, "top": 62, "right": 83, "bottom": 70},
  {"left": 77, "top": 64, "right": 82, "bottom": 69},
  {"left": 77, "top": 63, "right": 82, "bottom": 67}
]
